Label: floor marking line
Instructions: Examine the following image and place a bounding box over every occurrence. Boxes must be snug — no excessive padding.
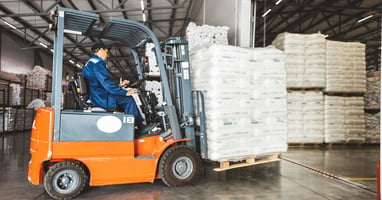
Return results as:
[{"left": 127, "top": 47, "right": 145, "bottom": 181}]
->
[{"left": 280, "top": 156, "right": 377, "bottom": 194}]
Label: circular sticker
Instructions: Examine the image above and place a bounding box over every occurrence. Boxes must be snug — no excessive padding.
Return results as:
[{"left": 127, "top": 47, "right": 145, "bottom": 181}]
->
[{"left": 96, "top": 116, "right": 122, "bottom": 133}]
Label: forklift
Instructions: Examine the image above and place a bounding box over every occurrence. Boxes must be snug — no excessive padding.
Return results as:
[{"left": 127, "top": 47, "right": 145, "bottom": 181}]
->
[{"left": 28, "top": 7, "right": 208, "bottom": 199}]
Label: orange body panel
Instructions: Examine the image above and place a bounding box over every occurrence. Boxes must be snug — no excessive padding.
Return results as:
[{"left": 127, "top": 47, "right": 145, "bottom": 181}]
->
[
  {"left": 51, "top": 141, "right": 156, "bottom": 186},
  {"left": 28, "top": 107, "right": 189, "bottom": 186},
  {"left": 28, "top": 107, "right": 54, "bottom": 185}
]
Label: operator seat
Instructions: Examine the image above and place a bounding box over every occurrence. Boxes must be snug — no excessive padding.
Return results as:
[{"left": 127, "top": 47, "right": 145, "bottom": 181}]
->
[{"left": 68, "top": 73, "right": 108, "bottom": 112}]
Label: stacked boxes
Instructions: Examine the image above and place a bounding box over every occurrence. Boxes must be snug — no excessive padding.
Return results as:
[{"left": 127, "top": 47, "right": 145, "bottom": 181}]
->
[
  {"left": 190, "top": 45, "right": 288, "bottom": 161},
  {"left": 0, "top": 108, "right": 34, "bottom": 132}
]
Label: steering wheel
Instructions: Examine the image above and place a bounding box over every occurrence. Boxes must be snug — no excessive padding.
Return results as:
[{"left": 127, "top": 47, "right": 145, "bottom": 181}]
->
[{"left": 124, "top": 77, "right": 148, "bottom": 88}]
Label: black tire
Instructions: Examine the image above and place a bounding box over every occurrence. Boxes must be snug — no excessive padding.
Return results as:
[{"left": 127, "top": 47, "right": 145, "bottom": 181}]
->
[
  {"left": 44, "top": 161, "right": 89, "bottom": 200},
  {"left": 159, "top": 145, "right": 202, "bottom": 187}
]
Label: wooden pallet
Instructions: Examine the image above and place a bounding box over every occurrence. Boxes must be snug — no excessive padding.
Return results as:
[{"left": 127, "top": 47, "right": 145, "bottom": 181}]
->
[
  {"left": 287, "top": 87, "right": 324, "bottom": 92},
  {"left": 213, "top": 153, "right": 280, "bottom": 172},
  {"left": 288, "top": 143, "right": 323, "bottom": 148},
  {"left": 323, "top": 91, "right": 365, "bottom": 96}
]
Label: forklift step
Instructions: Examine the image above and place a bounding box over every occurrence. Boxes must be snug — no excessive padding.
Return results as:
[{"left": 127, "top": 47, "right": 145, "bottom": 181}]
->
[
  {"left": 136, "top": 155, "right": 157, "bottom": 160},
  {"left": 213, "top": 153, "right": 280, "bottom": 172}
]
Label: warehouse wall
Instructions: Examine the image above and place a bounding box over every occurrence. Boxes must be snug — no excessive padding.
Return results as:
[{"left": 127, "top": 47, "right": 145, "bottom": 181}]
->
[
  {"left": 1, "top": 33, "right": 35, "bottom": 74},
  {"left": 196, "top": 0, "right": 252, "bottom": 47}
]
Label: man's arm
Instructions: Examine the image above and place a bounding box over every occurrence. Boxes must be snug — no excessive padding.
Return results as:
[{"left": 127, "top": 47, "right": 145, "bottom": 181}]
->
[{"left": 93, "top": 62, "right": 128, "bottom": 96}]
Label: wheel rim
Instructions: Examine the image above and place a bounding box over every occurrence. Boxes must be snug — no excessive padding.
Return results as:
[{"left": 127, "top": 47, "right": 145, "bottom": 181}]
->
[
  {"left": 172, "top": 156, "right": 193, "bottom": 180},
  {"left": 52, "top": 169, "right": 80, "bottom": 194}
]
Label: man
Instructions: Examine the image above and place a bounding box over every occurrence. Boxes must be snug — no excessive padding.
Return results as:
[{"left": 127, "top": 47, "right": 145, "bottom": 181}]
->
[{"left": 82, "top": 42, "right": 144, "bottom": 126}]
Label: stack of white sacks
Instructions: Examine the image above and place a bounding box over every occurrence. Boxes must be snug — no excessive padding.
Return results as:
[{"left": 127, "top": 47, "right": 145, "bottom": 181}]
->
[
  {"left": 324, "top": 96, "right": 366, "bottom": 143},
  {"left": 287, "top": 91, "right": 324, "bottom": 143},
  {"left": 272, "top": 32, "right": 327, "bottom": 143},
  {"left": 145, "top": 43, "right": 160, "bottom": 75},
  {"left": 326, "top": 41, "right": 366, "bottom": 92},
  {"left": 145, "top": 80, "right": 163, "bottom": 106},
  {"left": 365, "top": 71, "right": 379, "bottom": 143},
  {"left": 186, "top": 22, "right": 229, "bottom": 52},
  {"left": 272, "top": 32, "right": 327, "bottom": 87},
  {"left": 273, "top": 32, "right": 368, "bottom": 143},
  {"left": 190, "top": 45, "right": 288, "bottom": 161}
]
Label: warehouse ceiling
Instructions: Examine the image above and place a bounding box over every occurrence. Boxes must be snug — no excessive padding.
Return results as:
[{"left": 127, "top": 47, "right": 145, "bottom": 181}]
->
[
  {"left": 254, "top": 0, "right": 382, "bottom": 71},
  {"left": 0, "top": 0, "right": 380, "bottom": 80}
]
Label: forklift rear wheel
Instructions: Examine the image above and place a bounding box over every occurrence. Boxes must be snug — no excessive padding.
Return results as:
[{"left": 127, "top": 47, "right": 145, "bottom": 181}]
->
[
  {"left": 159, "top": 145, "right": 202, "bottom": 187},
  {"left": 44, "top": 161, "right": 89, "bottom": 200}
]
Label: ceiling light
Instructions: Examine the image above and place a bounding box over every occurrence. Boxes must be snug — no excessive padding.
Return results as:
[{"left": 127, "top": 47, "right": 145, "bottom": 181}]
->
[
  {"left": 142, "top": 13, "right": 146, "bottom": 22},
  {"left": 140, "top": 0, "right": 145, "bottom": 11},
  {"left": 50, "top": 49, "right": 54, "bottom": 53},
  {"left": 357, "top": 15, "right": 373, "bottom": 23},
  {"left": 2, "top": 19, "right": 17, "bottom": 30},
  {"left": 262, "top": 9, "right": 272, "bottom": 17},
  {"left": 275, "top": 0, "right": 282, "bottom": 5},
  {"left": 39, "top": 42, "right": 48, "bottom": 48},
  {"left": 76, "top": 63, "right": 82, "bottom": 68},
  {"left": 69, "top": 60, "right": 75, "bottom": 64}
]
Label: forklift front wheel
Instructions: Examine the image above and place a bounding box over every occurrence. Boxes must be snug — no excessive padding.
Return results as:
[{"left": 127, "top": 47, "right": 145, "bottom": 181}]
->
[
  {"left": 159, "top": 145, "right": 202, "bottom": 187},
  {"left": 44, "top": 161, "right": 89, "bottom": 200}
]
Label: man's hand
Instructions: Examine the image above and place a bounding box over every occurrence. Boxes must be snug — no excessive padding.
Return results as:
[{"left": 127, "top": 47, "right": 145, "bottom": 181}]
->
[
  {"left": 119, "top": 80, "right": 130, "bottom": 87},
  {"left": 126, "top": 88, "right": 138, "bottom": 96}
]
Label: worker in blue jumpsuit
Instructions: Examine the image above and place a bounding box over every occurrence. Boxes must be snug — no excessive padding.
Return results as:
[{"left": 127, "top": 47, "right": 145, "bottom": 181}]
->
[{"left": 82, "top": 43, "right": 144, "bottom": 126}]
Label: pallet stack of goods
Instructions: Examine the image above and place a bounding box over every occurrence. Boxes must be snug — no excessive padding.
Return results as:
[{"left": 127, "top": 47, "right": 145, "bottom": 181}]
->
[
  {"left": 273, "top": 33, "right": 369, "bottom": 144},
  {"left": 364, "top": 71, "right": 380, "bottom": 143},
  {"left": 324, "top": 41, "right": 366, "bottom": 143},
  {"left": 186, "top": 22, "right": 229, "bottom": 52},
  {"left": 324, "top": 96, "right": 365, "bottom": 143},
  {"left": 272, "top": 32, "right": 326, "bottom": 144},
  {"left": 190, "top": 44, "right": 288, "bottom": 162},
  {"left": 145, "top": 43, "right": 160, "bottom": 75},
  {"left": 26, "top": 65, "right": 52, "bottom": 91},
  {"left": 326, "top": 41, "right": 366, "bottom": 93},
  {"left": 287, "top": 91, "right": 324, "bottom": 143}
]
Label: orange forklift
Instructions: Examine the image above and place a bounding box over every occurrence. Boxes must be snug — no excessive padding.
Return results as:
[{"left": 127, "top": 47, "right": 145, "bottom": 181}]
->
[{"left": 28, "top": 7, "right": 207, "bottom": 199}]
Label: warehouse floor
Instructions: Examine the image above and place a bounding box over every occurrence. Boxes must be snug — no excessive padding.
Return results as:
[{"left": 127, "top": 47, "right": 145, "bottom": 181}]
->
[{"left": 0, "top": 131, "right": 379, "bottom": 200}]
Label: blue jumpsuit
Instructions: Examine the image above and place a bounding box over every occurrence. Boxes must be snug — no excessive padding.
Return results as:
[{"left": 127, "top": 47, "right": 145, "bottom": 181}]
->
[{"left": 82, "top": 55, "right": 143, "bottom": 124}]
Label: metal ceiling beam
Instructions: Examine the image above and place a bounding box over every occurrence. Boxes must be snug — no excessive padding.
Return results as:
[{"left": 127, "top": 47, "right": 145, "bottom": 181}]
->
[
  {"left": 298, "top": 0, "right": 361, "bottom": 34},
  {"left": 0, "top": 3, "right": 81, "bottom": 72},
  {"left": 117, "top": 0, "right": 129, "bottom": 19},
  {"left": 168, "top": 0, "right": 178, "bottom": 36},
  {"left": 21, "top": 0, "right": 92, "bottom": 66}
]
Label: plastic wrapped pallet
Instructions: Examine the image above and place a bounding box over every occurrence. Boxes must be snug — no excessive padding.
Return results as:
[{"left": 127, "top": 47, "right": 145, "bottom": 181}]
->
[
  {"left": 0, "top": 107, "right": 34, "bottom": 132},
  {"left": 365, "top": 71, "right": 380, "bottom": 109},
  {"left": 145, "top": 81, "right": 163, "bottom": 106},
  {"left": 287, "top": 91, "right": 324, "bottom": 143},
  {"left": 9, "top": 84, "right": 22, "bottom": 106},
  {"left": 272, "top": 32, "right": 327, "bottom": 87},
  {"left": 326, "top": 41, "right": 366, "bottom": 93},
  {"left": 145, "top": 43, "right": 160, "bottom": 75},
  {"left": 365, "top": 112, "right": 380, "bottom": 143},
  {"left": 26, "top": 65, "right": 52, "bottom": 91},
  {"left": 190, "top": 44, "right": 287, "bottom": 161},
  {"left": 186, "top": 22, "right": 229, "bottom": 52},
  {"left": 324, "top": 96, "right": 365, "bottom": 143}
]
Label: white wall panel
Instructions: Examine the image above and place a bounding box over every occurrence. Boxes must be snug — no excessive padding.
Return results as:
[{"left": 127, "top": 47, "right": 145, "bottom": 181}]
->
[{"left": 1, "top": 33, "right": 34, "bottom": 74}]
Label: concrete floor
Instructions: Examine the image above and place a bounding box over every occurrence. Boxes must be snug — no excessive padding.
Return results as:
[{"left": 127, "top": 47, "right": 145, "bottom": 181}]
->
[{"left": 0, "top": 131, "right": 379, "bottom": 200}]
